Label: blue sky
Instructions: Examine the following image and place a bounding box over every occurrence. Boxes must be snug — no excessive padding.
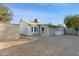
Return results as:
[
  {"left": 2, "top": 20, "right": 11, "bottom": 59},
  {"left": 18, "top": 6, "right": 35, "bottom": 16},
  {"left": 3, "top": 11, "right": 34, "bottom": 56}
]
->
[{"left": 5, "top": 3, "right": 79, "bottom": 25}]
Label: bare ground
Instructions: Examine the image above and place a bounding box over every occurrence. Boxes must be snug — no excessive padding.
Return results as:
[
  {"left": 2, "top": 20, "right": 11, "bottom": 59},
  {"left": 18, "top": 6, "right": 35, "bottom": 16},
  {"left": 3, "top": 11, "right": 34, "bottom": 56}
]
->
[{"left": 0, "top": 23, "right": 79, "bottom": 56}]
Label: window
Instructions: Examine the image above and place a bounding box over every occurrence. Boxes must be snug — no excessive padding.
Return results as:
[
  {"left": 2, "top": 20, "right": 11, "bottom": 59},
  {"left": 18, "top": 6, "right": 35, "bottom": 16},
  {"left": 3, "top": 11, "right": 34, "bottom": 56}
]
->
[
  {"left": 34, "top": 27, "right": 38, "bottom": 32},
  {"left": 31, "top": 26, "right": 38, "bottom": 32},
  {"left": 34, "top": 27, "right": 36, "bottom": 32},
  {"left": 31, "top": 27, "right": 33, "bottom": 32}
]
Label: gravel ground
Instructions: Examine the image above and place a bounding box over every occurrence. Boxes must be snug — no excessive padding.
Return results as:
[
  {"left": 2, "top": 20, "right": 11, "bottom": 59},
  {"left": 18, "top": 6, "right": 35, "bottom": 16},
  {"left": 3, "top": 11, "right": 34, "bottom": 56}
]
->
[{"left": 0, "top": 23, "right": 79, "bottom": 56}]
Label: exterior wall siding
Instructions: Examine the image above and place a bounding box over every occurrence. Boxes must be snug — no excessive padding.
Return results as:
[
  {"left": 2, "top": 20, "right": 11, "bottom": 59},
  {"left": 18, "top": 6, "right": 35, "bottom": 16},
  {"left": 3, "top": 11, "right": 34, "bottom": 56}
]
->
[
  {"left": 44, "top": 26, "right": 49, "bottom": 36},
  {"left": 19, "top": 21, "right": 28, "bottom": 35},
  {"left": 55, "top": 28, "right": 64, "bottom": 35},
  {"left": 49, "top": 28, "right": 55, "bottom": 36}
]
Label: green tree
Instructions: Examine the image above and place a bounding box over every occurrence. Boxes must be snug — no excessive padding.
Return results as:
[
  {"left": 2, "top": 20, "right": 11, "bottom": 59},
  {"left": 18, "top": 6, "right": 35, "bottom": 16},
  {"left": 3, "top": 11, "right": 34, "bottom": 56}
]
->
[
  {"left": 58, "top": 24, "right": 64, "bottom": 27},
  {"left": 64, "top": 15, "right": 79, "bottom": 30},
  {"left": 0, "top": 4, "right": 13, "bottom": 22}
]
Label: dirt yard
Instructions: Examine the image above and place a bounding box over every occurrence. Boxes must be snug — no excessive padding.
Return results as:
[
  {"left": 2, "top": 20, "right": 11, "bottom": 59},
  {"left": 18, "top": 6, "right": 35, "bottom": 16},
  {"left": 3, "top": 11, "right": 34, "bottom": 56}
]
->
[{"left": 0, "top": 23, "right": 79, "bottom": 56}]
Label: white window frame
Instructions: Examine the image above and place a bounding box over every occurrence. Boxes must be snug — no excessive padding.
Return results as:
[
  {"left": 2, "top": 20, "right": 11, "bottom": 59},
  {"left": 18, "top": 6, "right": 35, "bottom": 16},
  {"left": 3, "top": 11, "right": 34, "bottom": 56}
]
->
[{"left": 31, "top": 26, "right": 39, "bottom": 33}]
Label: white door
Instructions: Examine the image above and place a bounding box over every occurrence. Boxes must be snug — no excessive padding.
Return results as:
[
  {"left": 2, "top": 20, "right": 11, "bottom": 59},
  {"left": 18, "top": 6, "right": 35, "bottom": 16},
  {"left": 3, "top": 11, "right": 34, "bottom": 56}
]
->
[{"left": 40, "top": 27, "right": 45, "bottom": 36}]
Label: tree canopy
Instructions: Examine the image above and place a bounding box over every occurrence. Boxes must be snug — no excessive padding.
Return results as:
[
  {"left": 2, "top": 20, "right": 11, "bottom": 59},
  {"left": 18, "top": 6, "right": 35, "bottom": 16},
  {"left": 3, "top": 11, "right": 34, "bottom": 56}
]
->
[
  {"left": 64, "top": 15, "right": 79, "bottom": 29},
  {"left": 0, "top": 4, "right": 13, "bottom": 22}
]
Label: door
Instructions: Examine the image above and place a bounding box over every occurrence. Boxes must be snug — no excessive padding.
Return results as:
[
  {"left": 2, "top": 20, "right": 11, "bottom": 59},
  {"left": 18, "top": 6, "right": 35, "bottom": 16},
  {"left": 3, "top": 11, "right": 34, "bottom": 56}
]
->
[{"left": 41, "top": 27, "right": 45, "bottom": 36}]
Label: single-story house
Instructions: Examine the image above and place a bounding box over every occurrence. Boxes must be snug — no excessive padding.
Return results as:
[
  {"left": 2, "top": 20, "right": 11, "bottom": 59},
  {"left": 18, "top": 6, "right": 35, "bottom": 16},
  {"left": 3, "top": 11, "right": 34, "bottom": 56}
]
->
[{"left": 19, "top": 18, "right": 64, "bottom": 36}]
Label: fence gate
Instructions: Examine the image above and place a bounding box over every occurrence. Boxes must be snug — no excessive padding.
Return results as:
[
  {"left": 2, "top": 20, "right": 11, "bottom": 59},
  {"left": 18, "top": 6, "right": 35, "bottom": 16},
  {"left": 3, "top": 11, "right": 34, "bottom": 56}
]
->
[{"left": 64, "top": 28, "right": 78, "bottom": 35}]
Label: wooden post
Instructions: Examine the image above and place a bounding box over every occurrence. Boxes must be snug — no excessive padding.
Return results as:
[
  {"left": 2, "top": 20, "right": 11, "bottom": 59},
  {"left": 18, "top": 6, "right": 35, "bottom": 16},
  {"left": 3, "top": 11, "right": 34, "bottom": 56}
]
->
[{"left": 78, "top": 28, "right": 79, "bottom": 36}]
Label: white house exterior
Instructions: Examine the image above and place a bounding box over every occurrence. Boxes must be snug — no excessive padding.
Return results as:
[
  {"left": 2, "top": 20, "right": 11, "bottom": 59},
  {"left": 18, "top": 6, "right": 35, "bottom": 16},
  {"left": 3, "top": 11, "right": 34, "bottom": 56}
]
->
[{"left": 19, "top": 18, "right": 64, "bottom": 36}]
